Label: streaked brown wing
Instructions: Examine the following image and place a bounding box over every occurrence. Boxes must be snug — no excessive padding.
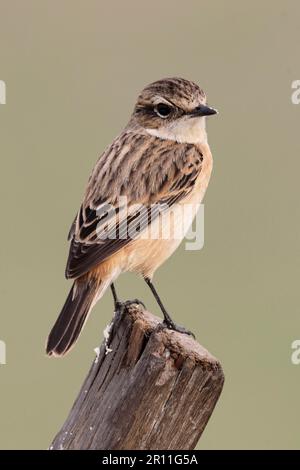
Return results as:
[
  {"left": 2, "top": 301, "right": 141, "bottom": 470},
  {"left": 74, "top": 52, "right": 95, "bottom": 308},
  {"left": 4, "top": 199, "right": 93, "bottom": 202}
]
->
[{"left": 65, "top": 133, "right": 203, "bottom": 279}]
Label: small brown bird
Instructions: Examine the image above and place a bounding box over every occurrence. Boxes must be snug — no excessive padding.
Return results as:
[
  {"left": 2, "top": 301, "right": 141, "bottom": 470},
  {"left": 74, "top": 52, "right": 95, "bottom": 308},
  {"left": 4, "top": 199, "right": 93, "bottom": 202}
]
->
[{"left": 46, "top": 77, "right": 217, "bottom": 356}]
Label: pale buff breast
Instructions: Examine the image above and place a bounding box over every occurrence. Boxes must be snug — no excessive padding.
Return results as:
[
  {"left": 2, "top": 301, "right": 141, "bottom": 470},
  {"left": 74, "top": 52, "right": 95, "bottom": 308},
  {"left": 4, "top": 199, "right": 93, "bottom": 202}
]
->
[{"left": 122, "top": 142, "right": 213, "bottom": 278}]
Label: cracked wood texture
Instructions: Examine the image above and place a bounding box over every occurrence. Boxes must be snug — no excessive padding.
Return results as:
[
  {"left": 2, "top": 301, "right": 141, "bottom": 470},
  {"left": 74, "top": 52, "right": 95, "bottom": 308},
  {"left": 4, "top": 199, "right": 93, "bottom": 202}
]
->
[{"left": 50, "top": 305, "right": 224, "bottom": 450}]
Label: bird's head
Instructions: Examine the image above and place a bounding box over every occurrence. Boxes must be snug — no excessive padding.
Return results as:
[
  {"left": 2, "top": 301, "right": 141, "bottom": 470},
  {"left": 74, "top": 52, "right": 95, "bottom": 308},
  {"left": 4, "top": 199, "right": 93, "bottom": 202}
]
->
[{"left": 131, "top": 77, "right": 217, "bottom": 144}]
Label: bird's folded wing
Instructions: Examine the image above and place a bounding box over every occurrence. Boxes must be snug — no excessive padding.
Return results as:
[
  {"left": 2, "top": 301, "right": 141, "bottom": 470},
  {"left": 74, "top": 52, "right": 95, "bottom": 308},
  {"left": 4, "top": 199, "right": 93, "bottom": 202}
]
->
[{"left": 65, "top": 133, "right": 203, "bottom": 279}]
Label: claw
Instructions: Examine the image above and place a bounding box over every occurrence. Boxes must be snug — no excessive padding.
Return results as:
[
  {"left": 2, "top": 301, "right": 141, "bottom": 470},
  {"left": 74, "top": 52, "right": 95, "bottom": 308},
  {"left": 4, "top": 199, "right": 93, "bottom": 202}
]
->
[
  {"left": 114, "top": 299, "right": 146, "bottom": 315},
  {"left": 124, "top": 299, "right": 146, "bottom": 309},
  {"left": 162, "top": 320, "right": 195, "bottom": 338}
]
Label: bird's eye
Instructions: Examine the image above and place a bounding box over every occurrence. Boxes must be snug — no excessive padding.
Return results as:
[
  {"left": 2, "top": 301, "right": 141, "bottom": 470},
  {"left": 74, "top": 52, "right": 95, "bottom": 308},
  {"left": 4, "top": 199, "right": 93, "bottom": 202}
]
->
[{"left": 155, "top": 103, "right": 172, "bottom": 118}]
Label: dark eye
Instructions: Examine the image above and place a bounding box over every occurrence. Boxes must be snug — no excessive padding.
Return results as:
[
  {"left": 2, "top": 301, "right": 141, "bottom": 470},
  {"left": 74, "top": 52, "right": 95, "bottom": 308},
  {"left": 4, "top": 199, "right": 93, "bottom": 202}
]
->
[{"left": 155, "top": 103, "right": 172, "bottom": 118}]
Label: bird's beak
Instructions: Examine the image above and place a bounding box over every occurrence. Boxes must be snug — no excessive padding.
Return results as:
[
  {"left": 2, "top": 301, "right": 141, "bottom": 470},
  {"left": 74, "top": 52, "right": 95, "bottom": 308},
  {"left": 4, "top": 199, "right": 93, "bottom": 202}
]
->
[{"left": 190, "top": 104, "right": 218, "bottom": 117}]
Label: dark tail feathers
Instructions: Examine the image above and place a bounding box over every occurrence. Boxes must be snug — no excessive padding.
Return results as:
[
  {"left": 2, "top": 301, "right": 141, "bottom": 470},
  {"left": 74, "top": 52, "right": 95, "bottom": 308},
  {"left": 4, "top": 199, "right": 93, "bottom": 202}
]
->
[{"left": 46, "top": 280, "right": 97, "bottom": 356}]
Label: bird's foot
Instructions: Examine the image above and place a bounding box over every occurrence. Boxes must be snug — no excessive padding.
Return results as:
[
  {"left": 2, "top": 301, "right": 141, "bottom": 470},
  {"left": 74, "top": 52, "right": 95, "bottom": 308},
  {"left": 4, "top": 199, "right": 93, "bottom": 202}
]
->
[
  {"left": 124, "top": 298, "right": 146, "bottom": 309},
  {"left": 157, "top": 319, "right": 195, "bottom": 338},
  {"left": 114, "top": 301, "right": 124, "bottom": 313},
  {"left": 114, "top": 298, "right": 146, "bottom": 313}
]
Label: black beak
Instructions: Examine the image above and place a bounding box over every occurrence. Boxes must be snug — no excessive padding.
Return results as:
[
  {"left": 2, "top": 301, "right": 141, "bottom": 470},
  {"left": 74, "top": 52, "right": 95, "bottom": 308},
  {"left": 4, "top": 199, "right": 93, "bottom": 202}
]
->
[{"left": 190, "top": 104, "right": 218, "bottom": 117}]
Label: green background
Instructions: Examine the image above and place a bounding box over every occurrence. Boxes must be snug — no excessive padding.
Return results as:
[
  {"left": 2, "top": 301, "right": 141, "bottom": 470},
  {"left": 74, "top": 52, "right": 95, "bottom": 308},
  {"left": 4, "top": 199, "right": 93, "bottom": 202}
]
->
[{"left": 0, "top": 0, "right": 299, "bottom": 450}]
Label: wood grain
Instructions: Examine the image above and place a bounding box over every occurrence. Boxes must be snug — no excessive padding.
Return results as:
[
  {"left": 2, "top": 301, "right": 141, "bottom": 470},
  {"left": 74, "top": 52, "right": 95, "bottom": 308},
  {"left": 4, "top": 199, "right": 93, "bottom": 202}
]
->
[{"left": 50, "top": 304, "right": 224, "bottom": 450}]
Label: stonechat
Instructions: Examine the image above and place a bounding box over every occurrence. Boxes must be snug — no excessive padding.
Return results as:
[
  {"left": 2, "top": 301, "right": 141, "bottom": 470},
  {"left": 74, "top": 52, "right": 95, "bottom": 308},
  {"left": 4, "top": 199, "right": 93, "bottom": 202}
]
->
[{"left": 46, "top": 77, "right": 217, "bottom": 356}]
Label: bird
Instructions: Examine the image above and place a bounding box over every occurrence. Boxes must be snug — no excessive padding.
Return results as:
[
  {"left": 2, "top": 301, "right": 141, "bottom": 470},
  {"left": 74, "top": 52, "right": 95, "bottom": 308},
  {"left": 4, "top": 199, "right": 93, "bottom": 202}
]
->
[{"left": 46, "top": 77, "right": 217, "bottom": 357}]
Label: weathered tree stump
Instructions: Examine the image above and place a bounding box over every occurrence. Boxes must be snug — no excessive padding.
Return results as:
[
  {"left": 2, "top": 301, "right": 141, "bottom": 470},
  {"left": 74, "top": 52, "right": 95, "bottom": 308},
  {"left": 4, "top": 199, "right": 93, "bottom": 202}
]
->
[{"left": 50, "top": 304, "right": 224, "bottom": 450}]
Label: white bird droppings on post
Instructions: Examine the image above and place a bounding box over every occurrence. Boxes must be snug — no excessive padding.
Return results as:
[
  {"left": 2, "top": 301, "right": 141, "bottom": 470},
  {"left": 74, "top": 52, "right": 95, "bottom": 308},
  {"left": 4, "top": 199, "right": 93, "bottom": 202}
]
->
[
  {"left": 94, "top": 347, "right": 100, "bottom": 363},
  {"left": 103, "top": 321, "right": 113, "bottom": 355}
]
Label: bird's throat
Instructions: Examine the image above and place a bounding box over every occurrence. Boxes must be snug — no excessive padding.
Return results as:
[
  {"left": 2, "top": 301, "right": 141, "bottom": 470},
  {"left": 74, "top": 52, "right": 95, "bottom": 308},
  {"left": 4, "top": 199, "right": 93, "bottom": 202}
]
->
[{"left": 146, "top": 117, "right": 207, "bottom": 144}]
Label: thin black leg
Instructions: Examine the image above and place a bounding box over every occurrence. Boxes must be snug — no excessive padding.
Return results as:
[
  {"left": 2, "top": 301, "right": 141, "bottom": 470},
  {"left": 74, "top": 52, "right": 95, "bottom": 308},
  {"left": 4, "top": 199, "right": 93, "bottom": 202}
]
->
[
  {"left": 144, "top": 277, "right": 194, "bottom": 337},
  {"left": 144, "top": 278, "right": 174, "bottom": 325},
  {"left": 110, "top": 283, "right": 145, "bottom": 311},
  {"left": 110, "top": 283, "right": 119, "bottom": 306}
]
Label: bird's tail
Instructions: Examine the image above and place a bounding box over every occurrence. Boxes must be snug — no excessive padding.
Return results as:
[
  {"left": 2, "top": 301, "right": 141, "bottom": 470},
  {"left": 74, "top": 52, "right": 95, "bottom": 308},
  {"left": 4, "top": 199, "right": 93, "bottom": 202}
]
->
[{"left": 46, "top": 278, "right": 102, "bottom": 357}]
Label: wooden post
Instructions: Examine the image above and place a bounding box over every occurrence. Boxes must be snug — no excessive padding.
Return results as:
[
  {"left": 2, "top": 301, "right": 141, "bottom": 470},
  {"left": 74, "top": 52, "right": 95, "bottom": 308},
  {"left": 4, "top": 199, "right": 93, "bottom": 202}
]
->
[{"left": 50, "top": 304, "right": 224, "bottom": 450}]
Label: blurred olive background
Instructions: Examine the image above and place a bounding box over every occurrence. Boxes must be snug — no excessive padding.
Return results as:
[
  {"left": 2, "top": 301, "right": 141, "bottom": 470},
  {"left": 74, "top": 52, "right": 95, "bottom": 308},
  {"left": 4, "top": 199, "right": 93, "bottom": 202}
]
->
[{"left": 0, "top": 0, "right": 299, "bottom": 450}]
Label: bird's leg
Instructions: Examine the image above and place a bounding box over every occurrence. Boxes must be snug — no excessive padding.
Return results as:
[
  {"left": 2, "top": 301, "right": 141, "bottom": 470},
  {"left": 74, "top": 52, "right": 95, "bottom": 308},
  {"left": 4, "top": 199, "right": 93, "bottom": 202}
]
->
[
  {"left": 110, "top": 283, "right": 145, "bottom": 312},
  {"left": 144, "top": 277, "right": 195, "bottom": 337},
  {"left": 110, "top": 283, "right": 122, "bottom": 311}
]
